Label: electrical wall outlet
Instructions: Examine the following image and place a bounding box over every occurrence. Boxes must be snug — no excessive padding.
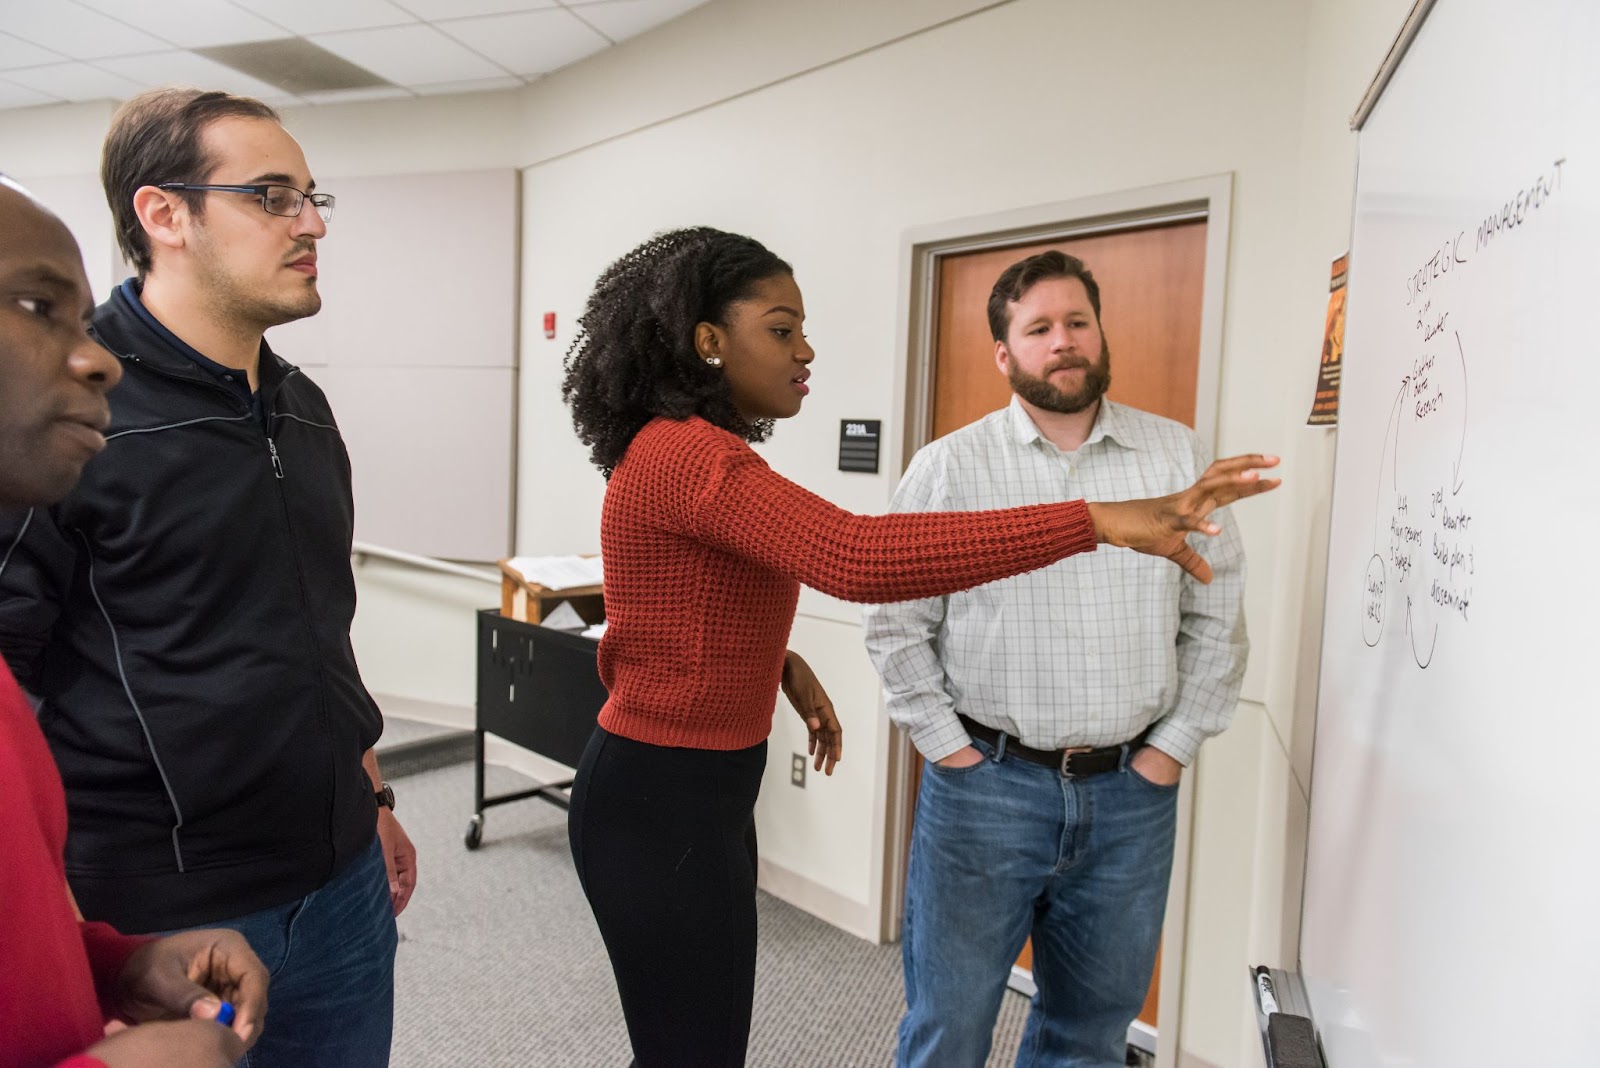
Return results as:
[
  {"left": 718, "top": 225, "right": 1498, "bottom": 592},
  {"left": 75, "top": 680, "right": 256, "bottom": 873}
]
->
[{"left": 790, "top": 753, "right": 806, "bottom": 787}]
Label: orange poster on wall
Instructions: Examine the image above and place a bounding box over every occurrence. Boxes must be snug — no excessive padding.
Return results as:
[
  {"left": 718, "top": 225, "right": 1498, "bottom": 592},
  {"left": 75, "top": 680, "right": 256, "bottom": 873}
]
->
[{"left": 1306, "top": 253, "right": 1347, "bottom": 426}]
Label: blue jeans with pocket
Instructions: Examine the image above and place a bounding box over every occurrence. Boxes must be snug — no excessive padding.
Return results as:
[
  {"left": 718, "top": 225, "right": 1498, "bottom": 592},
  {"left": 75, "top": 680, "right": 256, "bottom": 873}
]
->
[
  {"left": 896, "top": 735, "right": 1178, "bottom": 1068},
  {"left": 172, "top": 833, "right": 398, "bottom": 1068}
]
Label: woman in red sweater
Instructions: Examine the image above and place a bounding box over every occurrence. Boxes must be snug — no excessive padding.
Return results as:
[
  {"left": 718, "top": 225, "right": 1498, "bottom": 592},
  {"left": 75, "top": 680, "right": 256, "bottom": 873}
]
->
[{"left": 560, "top": 227, "right": 1277, "bottom": 1067}]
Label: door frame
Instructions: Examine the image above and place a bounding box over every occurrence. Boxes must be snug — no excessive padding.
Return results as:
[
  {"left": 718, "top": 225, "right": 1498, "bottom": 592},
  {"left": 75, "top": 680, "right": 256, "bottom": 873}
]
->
[{"left": 878, "top": 173, "right": 1234, "bottom": 1068}]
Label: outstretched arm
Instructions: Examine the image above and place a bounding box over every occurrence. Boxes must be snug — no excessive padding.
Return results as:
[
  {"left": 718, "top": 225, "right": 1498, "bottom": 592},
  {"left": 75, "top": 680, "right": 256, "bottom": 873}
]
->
[{"left": 692, "top": 448, "right": 1280, "bottom": 595}]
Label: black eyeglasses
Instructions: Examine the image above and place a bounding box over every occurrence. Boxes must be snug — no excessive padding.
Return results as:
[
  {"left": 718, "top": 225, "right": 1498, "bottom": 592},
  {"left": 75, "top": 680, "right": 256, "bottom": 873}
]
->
[{"left": 157, "top": 183, "right": 336, "bottom": 222}]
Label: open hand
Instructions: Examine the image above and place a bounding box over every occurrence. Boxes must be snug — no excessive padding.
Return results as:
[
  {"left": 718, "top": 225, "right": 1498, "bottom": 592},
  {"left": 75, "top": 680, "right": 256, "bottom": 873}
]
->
[
  {"left": 1087, "top": 453, "right": 1280, "bottom": 582},
  {"left": 781, "top": 649, "right": 843, "bottom": 775}
]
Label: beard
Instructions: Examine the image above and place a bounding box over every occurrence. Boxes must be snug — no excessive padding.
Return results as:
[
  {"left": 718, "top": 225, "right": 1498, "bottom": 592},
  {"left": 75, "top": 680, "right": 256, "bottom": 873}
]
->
[
  {"left": 1008, "top": 341, "right": 1112, "bottom": 414},
  {"left": 193, "top": 229, "right": 322, "bottom": 330}
]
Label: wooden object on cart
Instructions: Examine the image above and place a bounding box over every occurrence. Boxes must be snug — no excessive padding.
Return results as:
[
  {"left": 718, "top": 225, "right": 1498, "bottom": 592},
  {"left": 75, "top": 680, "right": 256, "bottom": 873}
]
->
[{"left": 497, "top": 558, "right": 605, "bottom": 626}]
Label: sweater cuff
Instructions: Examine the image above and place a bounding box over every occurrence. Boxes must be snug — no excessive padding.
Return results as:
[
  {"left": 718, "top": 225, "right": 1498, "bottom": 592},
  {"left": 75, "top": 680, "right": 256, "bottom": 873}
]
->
[
  {"left": 81, "top": 921, "right": 155, "bottom": 1019},
  {"left": 1053, "top": 500, "right": 1100, "bottom": 561}
]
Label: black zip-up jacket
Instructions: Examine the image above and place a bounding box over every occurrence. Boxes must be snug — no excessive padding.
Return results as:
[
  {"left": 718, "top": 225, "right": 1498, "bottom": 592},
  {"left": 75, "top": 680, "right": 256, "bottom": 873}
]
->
[{"left": 0, "top": 285, "right": 381, "bottom": 933}]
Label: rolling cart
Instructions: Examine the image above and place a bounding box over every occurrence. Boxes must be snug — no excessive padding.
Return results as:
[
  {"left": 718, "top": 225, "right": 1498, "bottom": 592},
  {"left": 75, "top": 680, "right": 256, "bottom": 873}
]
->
[{"left": 465, "top": 607, "right": 608, "bottom": 849}]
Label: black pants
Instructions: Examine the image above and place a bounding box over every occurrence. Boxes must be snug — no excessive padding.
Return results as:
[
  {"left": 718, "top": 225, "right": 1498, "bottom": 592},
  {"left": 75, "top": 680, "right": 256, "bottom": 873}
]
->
[{"left": 568, "top": 726, "right": 767, "bottom": 1068}]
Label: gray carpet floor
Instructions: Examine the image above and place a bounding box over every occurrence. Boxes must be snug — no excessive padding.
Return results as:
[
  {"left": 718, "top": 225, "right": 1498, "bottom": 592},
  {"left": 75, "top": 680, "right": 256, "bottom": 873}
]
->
[{"left": 386, "top": 739, "right": 1033, "bottom": 1067}]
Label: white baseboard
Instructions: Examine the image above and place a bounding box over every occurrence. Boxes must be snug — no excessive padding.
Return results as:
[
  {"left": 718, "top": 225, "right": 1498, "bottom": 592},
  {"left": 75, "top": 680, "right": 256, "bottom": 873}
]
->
[
  {"left": 483, "top": 734, "right": 577, "bottom": 790},
  {"left": 1176, "top": 1053, "right": 1222, "bottom": 1068},
  {"left": 756, "top": 857, "right": 878, "bottom": 944},
  {"left": 374, "top": 693, "right": 473, "bottom": 731}
]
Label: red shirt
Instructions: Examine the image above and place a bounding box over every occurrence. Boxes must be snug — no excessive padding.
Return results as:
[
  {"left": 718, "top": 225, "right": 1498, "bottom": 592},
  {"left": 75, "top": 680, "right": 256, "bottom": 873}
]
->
[
  {"left": 596, "top": 416, "right": 1099, "bottom": 749},
  {"left": 0, "top": 654, "right": 150, "bottom": 1068}
]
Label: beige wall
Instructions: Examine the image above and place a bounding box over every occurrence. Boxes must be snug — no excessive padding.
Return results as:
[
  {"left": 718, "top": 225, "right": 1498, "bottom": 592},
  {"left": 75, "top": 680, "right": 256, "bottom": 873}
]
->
[{"left": 0, "top": 1, "right": 1421, "bottom": 1063}]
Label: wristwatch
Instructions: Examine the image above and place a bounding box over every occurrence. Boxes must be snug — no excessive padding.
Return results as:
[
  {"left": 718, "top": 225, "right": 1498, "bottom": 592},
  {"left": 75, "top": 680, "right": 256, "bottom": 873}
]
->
[{"left": 374, "top": 781, "right": 396, "bottom": 812}]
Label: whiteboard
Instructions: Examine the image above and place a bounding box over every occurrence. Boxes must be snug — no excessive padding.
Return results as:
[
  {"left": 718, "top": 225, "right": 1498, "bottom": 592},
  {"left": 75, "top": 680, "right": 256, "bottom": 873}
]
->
[{"left": 1300, "top": 1, "right": 1600, "bottom": 1065}]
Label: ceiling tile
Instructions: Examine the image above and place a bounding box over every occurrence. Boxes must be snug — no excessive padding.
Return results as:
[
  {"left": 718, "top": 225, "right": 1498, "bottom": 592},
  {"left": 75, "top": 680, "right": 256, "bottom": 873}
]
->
[
  {"left": 567, "top": 0, "right": 708, "bottom": 44},
  {"left": 3, "top": 61, "right": 147, "bottom": 103},
  {"left": 412, "top": 75, "right": 525, "bottom": 96},
  {"left": 298, "top": 85, "right": 416, "bottom": 105},
  {"left": 70, "top": 0, "right": 292, "bottom": 49},
  {"left": 227, "top": 0, "right": 417, "bottom": 36},
  {"left": 311, "top": 24, "right": 510, "bottom": 85},
  {"left": 197, "top": 39, "right": 392, "bottom": 95},
  {"left": 392, "top": 0, "right": 559, "bottom": 18},
  {"left": 0, "top": 77, "right": 62, "bottom": 109},
  {"left": 96, "top": 50, "right": 293, "bottom": 101},
  {"left": 3, "top": 2, "right": 171, "bottom": 59},
  {"left": 0, "top": 32, "right": 69, "bottom": 71},
  {"left": 436, "top": 9, "right": 607, "bottom": 76}
]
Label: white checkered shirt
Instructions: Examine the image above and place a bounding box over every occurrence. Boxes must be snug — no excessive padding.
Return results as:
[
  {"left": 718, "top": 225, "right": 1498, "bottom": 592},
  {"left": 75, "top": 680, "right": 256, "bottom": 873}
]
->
[{"left": 863, "top": 397, "right": 1248, "bottom": 765}]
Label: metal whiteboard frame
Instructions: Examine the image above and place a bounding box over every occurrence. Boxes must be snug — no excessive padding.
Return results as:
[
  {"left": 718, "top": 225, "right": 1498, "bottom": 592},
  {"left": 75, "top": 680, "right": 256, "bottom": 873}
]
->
[{"left": 1350, "top": 0, "right": 1440, "bottom": 131}]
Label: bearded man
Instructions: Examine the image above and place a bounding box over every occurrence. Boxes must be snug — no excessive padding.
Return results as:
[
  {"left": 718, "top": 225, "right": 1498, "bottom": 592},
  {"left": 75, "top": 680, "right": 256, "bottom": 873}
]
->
[{"left": 864, "top": 250, "right": 1250, "bottom": 1068}]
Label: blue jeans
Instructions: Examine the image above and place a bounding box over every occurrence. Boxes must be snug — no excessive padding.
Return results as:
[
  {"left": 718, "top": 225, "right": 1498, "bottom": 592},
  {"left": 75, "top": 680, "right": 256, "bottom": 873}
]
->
[
  {"left": 897, "top": 736, "right": 1178, "bottom": 1068},
  {"left": 176, "top": 834, "right": 398, "bottom": 1068}
]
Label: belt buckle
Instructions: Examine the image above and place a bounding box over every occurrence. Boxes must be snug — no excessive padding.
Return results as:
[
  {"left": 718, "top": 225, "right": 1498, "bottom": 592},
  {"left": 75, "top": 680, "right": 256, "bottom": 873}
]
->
[{"left": 1058, "top": 745, "right": 1091, "bottom": 779}]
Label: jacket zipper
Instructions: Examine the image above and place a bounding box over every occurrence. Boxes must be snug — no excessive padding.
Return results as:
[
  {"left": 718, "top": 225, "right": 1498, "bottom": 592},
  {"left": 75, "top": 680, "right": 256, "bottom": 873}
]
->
[
  {"left": 263, "top": 379, "right": 344, "bottom": 875},
  {"left": 121, "top": 353, "right": 342, "bottom": 867}
]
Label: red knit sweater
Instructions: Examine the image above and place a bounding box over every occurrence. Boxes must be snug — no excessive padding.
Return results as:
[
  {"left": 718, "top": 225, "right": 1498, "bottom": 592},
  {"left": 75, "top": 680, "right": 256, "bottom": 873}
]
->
[
  {"left": 0, "top": 654, "right": 150, "bottom": 1068},
  {"left": 595, "top": 416, "right": 1099, "bottom": 749}
]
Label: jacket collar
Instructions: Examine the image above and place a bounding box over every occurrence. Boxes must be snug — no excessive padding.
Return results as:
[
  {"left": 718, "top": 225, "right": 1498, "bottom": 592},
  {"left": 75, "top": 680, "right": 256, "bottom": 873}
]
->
[{"left": 93, "top": 279, "right": 296, "bottom": 394}]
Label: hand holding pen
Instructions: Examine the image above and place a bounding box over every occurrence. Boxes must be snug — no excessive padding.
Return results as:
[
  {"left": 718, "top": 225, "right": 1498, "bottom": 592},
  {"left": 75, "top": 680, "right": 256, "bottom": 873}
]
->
[{"left": 88, "top": 928, "right": 268, "bottom": 1066}]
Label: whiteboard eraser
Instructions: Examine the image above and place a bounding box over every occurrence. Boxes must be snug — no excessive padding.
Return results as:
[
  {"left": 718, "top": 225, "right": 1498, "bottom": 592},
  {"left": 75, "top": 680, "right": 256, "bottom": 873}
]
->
[{"left": 1266, "top": 1013, "right": 1324, "bottom": 1068}]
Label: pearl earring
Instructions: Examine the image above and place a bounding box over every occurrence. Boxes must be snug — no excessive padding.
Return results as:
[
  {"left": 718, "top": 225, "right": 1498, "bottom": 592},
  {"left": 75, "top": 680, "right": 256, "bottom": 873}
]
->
[{"left": 704, "top": 356, "right": 723, "bottom": 368}]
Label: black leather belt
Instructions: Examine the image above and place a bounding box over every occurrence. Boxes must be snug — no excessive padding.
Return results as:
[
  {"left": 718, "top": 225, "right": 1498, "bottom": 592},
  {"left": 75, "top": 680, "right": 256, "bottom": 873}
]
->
[{"left": 958, "top": 713, "right": 1145, "bottom": 779}]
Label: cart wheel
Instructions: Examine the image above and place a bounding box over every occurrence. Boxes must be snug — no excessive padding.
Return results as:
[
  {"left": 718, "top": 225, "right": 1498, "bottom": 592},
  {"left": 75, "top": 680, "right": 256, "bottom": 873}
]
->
[{"left": 464, "top": 814, "right": 484, "bottom": 850}]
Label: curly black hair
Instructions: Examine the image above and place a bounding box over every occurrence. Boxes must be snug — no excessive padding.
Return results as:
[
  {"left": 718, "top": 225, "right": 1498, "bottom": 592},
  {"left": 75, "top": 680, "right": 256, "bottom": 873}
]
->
[{"left": 561, "top": 226, "right": 793, "bottom": 477}]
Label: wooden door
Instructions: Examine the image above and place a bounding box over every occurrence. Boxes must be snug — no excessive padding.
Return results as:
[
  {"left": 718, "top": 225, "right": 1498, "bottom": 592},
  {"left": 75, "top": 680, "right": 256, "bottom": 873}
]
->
[{"left": 919, "top": 218, "right": 1208, "bottom": 1030}]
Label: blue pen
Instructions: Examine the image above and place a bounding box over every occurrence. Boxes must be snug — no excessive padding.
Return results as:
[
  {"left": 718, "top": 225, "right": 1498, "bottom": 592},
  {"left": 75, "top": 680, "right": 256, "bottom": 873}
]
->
[{"left": 215, "top": 1002, "right": 236, "bottom": 1027}]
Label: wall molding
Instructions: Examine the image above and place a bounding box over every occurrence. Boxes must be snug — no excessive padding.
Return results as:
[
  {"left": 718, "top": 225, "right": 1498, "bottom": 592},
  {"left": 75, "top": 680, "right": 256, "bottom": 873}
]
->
[{"left": 757, "top": 857, "right": 878, "bottom": 944}]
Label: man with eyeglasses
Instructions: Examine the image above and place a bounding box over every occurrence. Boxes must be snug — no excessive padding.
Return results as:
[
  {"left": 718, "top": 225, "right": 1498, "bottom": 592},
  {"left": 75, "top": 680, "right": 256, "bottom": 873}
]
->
[{"left": 0, "top": 87, "right": 411, "bottom": 1068}]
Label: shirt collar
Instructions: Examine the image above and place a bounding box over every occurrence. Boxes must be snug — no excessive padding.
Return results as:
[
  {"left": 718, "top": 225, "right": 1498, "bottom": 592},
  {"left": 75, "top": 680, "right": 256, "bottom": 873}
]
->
[
  {"left": 1005, "top": 394, "right": 1141, "bottom": 453},
  {"left": 117, "top": 278, "right": 266, "bottom": 392}
]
